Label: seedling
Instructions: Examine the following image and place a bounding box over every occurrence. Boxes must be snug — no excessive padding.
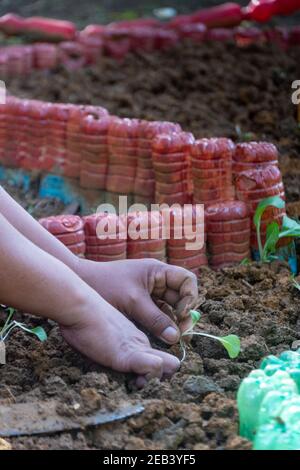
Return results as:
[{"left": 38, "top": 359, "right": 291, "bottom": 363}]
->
[
  {"left": 0, "top": 307, "right": 47, "bottom": 364},
  {"left": 292, "top": 277, "right": 300, "bottom": 292},
  {"left": 180, "top": 310, "right": 241, "bottom": 362},
  {"left": 254, "top": 196, "right": 300, "bottom": 263}
]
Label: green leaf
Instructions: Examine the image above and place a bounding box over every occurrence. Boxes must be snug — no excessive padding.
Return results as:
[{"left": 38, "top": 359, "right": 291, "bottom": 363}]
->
[
  {"left": 262, "top": 222, "right": 280, "bottom": 260},
  {"left": 253, "top": 196, "right": 285, "bottom": 228},
  {"left": 240, "top": 258, "right": 250, "bottom": 265},
  {"left": 17, "top": 324, "right": 47, "bottom": 342},
  {"left": 190, "top": 310, "right": 201, "bottom": 326},
  {"left": 219, "top": 335, "right": 241, "bottom": 359},
  {"left": 30, "top": 327, "right": 47, "bottom": 342},
  {"left": 182, "top": 330, "right": 241, "bottom": 360},
  {"left": 254, "top": 196, "right": 285, "bottom": 260},
  {"left": 279, "top": 215, "right": 300, "bottom": 239}
]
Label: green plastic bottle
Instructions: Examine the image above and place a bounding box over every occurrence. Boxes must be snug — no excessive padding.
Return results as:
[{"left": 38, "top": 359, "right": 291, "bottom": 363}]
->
[
  {"left": 237, "top": 370, "right": 297, "bottom": 441},
  {"left": 260, "top": 350, "right": 300, "bottom": 391},
  {"left": 254, "top": 423, "right": 300, "bottom": 450},
  {"left": 258, "top": 390, "right": 297, "bottom": 428},
  {"left": 254, "top": 395, "right": 300, "bottom": 450}
]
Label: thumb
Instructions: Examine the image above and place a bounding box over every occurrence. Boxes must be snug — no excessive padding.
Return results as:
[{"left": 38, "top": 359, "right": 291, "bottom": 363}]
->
[{"left": 130, "top": 292, "right": 180, "bottom": 344}]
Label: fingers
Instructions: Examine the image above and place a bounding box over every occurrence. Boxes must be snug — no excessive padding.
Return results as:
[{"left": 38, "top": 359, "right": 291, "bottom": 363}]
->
[
  {"left": 151, "top": 262, "right": 198, "bottom": 321},
  {"left": 151, "top": 349, "right": 180, "bottom": 378},
  {"left": 175, "top": 278, "right": 198, "bottom": 318},
  {"left": 135, "top": 349, "right": 180, "bottom": 389},
  {"left": 131, "top": 291, "right": 180, "bottom": 344},
  {"left": 130, "top": 351, "right": 164, "bottom": 380}
]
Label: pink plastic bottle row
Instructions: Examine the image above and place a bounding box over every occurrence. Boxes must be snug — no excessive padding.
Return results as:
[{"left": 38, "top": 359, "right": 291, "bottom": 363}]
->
[
  {"left": 0, "top": 22, "right": 299, "bottom": 76},
  {"left": 38, "top": 207, "right": 208, "bottom": 272},
  {"left": 0, "top": 95, "right": 285, "bottom": 209},
  {"left": 1, "top": 2, "right": 299, "bottom": 45}
]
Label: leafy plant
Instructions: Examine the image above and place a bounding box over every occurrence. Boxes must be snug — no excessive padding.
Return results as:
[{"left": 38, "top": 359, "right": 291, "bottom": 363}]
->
[
  {"left": 254, "top": 196, "right": 300, "bottom": 263},
  {"left": 254, "top": 196, "right": 285, "bottom": 262},
  {"left": 180, "top": 310, "right": 241, "bottom": 362},
  {"left": 0, "top": 307, "right": 47, "bottom": 343}
]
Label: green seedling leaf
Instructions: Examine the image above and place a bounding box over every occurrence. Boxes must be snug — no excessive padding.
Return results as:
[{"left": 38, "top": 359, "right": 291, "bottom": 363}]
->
[
  {"left": 14, "top": 322, "right": 48, "bottom": 343},
  {"left": 253, "top": 196, "right": 285, "bottom": 228},
  {"left": 219, "top": 335, "right": 241, "bottom": 359},
  {"left": 181, "top": 330, "right": 241, "bottom": 360},
  {"left": 241, "top": 258, "right": 250, "bottom": 265},
  {"left": 30, "top": 326, "right": 48, "bottom": 342},
  {"left": 279, "top": 215, "right": 300, "bottom": 239},
  {"left": 190, "top": 310, "right": 201, "bottom": 326},
  {"left": 253, "top": 196, "right": 285, "bottom": 261},
  {"left": 262, "top": 222, "right": 280, "bottom": 261},
  {"left": 16, "top": 324, "right": 47, "bottom": 342}
]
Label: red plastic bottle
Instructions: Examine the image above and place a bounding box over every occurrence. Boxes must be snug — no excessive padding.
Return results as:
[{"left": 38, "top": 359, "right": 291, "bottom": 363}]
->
[
  {"left": 206, "top": 201, "right": 251, "bottom": 269},
  {"left": 189, "top": 138, "right": 235, "bottom": 206},
  {"left": 235, "top": 165, "right": 286, "bottom": 250},
  {"left": 244, "top": 0, "right": 300, "bottom": 22},
  {"left": 152, "top": 132, "right": 195, "bottom": 205}
]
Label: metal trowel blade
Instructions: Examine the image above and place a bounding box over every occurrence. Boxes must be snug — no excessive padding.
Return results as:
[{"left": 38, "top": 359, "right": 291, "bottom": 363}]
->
[{"left": 0, "top": 400, "right": 144, "bottom": 438}]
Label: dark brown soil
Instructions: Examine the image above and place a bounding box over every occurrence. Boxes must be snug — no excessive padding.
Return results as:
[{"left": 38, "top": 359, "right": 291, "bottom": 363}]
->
[
  {"left": 7, "top": 40, "right": 300, "bottom": 203},
  {"left": 1, "top": 39, "right": 300, "bottom": 450},
  {"left": 0, "top": 262, "right": 299, "bottom": 450}
]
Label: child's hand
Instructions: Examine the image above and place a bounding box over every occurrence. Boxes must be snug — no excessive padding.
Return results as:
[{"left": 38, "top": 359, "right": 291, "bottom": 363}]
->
[{"left": 79, "top": 259, "right": 198, "bottom": 344}]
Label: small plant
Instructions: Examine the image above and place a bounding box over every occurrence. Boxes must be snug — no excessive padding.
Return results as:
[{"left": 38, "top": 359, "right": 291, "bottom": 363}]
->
[
  {"left": 254, "top": 196, "right": 300, "bottom": 263},
  {"left": 0, "top": 307, "right": 47, "bottom": 343},
  {"left": 180, "top": 310, "right": 241, "bottom": 362},
  {"left": 292, "top": 277, "right": 300, "bottom": 292}
]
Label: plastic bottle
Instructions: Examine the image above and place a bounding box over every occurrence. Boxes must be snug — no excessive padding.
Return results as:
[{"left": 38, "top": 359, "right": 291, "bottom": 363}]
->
[
  {"left": 245, "top": 0, "right": 300, "bottom": 23},
  {"left": 254, "top": 421, "right": 300, "bottom": 450},
  {"left": 206, "top": 201, "right": 250, "bottom": 269},
  {"left": 189, "top": 138, "right": 235, "bottom": 206},
  {"left": 237, "top": 369, "right": 297, "bottom": 441},
  {"left": 254, "top": 395, "right": 300, "bottom": 450},
  {"left": 260, "top": 350, "right": 300, "bottom": 391}
]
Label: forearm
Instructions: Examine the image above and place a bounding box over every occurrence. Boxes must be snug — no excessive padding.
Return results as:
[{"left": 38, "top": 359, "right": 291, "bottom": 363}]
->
[
  {"left": 0, "top": 186, "right": 81, "bottom": 275},
  {"left": 0, "top": 211, "right": 101, "bottom": 327}
]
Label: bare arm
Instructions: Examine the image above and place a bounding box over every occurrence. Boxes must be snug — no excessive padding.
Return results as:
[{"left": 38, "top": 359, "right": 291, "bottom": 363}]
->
[
  {"left": 0, "top": 209, "right": 181, "bottom": 381},
  {"left": 0, "top": 209, "right": 101, "bottom": 327},
  {"left": 0, "top": 186, "right": 81, "bottom": 275},
  {"left": 0, "top": 186, "right": 197, "bottom": 344}
]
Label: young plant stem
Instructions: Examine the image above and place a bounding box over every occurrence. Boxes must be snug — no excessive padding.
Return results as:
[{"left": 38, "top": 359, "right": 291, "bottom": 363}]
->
[
  {"left": 256, "top": 219, "right": 264, "bottom": 261},
  {"left": 183, "top": 331, "right": 222, "bottom": 341},
  {"left": 0, "top": 309, "right": 14, "bottom": 339},
  {"left": 1, "top": 322, "right": 19, "bottom": 342}
]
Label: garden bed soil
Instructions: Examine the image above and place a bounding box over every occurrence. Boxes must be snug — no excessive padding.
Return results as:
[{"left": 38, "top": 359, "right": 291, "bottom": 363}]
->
[
  {"left": 0, "top": 262, "right": 299, "bottom": 450},
  {"left": 1, "top": 38, "right": 300, "bottom": 450}
]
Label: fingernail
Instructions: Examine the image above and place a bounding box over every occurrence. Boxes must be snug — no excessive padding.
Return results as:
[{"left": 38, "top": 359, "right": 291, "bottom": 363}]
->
[{"left": 161, "top": 326, "right": 179, "bottom": 343}]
